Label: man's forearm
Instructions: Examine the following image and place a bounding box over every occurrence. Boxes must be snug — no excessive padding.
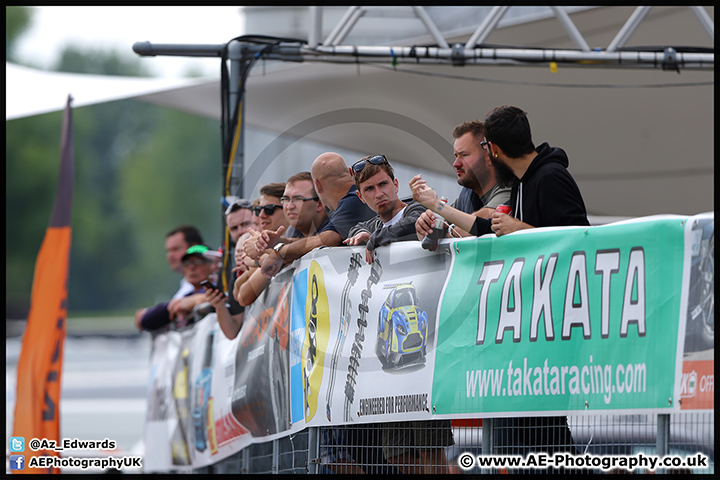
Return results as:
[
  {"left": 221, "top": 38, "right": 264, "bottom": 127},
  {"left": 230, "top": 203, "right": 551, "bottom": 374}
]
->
[
  {"left": 281, "top": 230, "right": 342, "bottom": 262},
  {"left": 434, "top": 200, "right": 478, "bottom": 234}
]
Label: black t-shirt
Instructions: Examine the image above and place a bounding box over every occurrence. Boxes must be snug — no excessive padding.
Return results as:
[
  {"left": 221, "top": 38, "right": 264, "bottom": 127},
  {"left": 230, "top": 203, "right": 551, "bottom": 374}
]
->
[{"left": 324, "top": 185, "right": 375, "bottom": 239}]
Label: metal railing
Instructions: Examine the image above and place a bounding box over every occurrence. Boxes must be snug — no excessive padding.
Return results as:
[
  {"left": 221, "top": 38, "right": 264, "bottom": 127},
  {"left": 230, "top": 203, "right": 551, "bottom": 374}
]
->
[{"left": 203, "top": 412, "right": 714, "bottom": 474}]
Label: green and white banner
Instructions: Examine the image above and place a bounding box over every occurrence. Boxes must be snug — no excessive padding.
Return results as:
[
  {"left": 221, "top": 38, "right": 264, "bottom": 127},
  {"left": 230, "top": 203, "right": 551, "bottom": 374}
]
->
[{"left": 432, "top": 217, "right": 688, "bottom": 416}]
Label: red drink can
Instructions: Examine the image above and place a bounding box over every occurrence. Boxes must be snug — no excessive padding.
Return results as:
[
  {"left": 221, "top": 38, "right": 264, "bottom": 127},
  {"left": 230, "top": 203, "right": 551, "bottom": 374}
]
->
[{"left": 497, "top": 204, "right": 512, "bottom": 215}]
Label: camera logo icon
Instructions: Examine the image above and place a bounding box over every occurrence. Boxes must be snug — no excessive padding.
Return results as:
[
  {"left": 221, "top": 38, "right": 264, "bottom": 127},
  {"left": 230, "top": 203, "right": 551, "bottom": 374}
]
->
[{"left": 10, "top": 436, "right": 25, "bottom": 452}]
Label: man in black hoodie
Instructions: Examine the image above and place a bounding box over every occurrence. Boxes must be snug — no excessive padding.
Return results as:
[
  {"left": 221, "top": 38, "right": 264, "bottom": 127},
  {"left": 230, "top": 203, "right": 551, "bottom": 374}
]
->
[
  {"left": 483, "top": 105, "right": 589, "bottom": 464},
  {"left": 485, "top": 105, "right": 589, "bottom": 235}
]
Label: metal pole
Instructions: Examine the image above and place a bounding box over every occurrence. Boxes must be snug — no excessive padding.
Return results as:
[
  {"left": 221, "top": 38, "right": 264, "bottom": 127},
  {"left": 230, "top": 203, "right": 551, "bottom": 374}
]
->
[
  {"left": 482, "top": 417, "right": 494, "bottom": 474},
  {"left": 412, "top": 6, "right": 450, "bottom": 49},
  {"left": 308, "top": 6, "right": 323, "bottom": 48},
  {"left": 227, "top": 41, "right": 243, "bottom": 133},
  {"left": 303, "top": 44, "right": 713, "bottom": 68},
  {"left": 333, "top": 7, "right": 365, "bottom": 46},
  {"left": 656, "top": 413, "right": 670, "bottom": 473},
  {"left": 550, "top": 6, "right": 591, "bottom": 52},
  {"left": 465, "top": 6, "right": 509, "bottom": 50},
  {"left": 691, "top": 6, "right": 714, "bottom": 42},
  {"left": 606, "top": 6, "right": 652, "bottom": 52},
  {"left": 307, "top": 427, "right": 319, "bottom": 474},
  {"left": 242, "top": 445, "right": 250, "bottom": 473},
  {"left": 132, "top": 42, "right": 224, "bottom": 57},
  {"left": 272, "top": 438, "right": 279, "bottom": 474},
  {"left": 324, "top": 6, "right": 361, "bottom": 46}
]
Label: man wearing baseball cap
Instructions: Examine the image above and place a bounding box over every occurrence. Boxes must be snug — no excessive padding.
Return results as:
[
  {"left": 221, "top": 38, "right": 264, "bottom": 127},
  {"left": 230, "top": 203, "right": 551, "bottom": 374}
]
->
[{"left": 136, "top": 245, "right": 232, "bottom": 332}]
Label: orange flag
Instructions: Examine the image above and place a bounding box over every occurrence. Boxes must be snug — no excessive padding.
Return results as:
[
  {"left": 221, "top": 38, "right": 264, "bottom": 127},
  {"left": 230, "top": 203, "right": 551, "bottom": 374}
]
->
[{"left": 12, "top": 95, "right": 74, "bottom": 474}]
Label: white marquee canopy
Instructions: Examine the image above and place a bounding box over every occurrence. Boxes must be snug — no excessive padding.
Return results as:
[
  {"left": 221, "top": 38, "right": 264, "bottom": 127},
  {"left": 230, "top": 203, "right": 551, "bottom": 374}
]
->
[{"left": 6, "top": 8, "right": 714, "bottom": 220}]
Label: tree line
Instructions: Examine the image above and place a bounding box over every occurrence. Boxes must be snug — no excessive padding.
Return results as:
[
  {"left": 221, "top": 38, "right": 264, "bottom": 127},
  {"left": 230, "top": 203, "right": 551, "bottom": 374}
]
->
[{"left": 6, "top": 7, "right": 223, "bottom": 318}]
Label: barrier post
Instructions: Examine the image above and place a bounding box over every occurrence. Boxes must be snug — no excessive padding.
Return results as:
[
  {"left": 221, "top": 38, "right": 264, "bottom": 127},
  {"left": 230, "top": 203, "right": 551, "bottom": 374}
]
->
[
  {"left": 307, "top": 427, "right": 319, "bottom": 474},
  {"left": 482, "top": 417, "right": 495, "bottom": 474},
  {"left": 656, "top": 413, "right": 670, "bottom": 474},
  {"left": 242, "top": 445, "right": 249, "bottom": 473},
  {"left": 272, "top": 438, "right": 279, "bottom": 473}
]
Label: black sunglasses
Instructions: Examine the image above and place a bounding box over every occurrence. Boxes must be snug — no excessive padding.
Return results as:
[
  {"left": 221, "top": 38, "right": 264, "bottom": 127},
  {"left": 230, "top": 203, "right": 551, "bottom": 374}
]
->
[
  {"left": 253, "top": 204, "right": 283, "bottom": 216},
  {"left": 352, "top": 154, "right": 388, "bottom": 172},
  {"left": 225, "top": 199, "right": 253, "bottom": 215}
]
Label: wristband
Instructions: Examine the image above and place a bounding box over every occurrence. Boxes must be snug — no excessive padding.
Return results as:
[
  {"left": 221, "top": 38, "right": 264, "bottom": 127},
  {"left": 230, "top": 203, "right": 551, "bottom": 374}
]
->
[
  {"left": 254, "top": 259, "right": 260, "bottom": 268},
  {"left": 273, "top": 242, "right": 286, "bottom": 261}
]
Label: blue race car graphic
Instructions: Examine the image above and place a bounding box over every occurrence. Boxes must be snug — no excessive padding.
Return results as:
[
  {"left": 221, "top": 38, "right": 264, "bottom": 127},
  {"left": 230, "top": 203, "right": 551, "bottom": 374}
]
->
[{"left": 376, "top": 283, "right": 428, "bottom": 369}]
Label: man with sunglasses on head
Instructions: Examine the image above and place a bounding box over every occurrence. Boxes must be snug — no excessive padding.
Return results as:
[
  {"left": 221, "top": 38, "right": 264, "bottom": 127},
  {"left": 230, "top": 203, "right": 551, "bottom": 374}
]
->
[
  {"left": 344, "top": 154, "right": 426, "bottom": 264},
  {"left": 254, "top": 152, "right": 375, "bottom": 279},
  {"left": 346, "top": 154, "right": 455, "bottom": 473}
]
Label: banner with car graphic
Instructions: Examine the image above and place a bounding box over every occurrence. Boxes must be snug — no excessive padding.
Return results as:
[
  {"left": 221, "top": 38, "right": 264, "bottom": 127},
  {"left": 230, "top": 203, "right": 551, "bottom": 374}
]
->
[
  {"left": 143, "top": 213, "right": 713, "bottom": 471},
  {"left": 289, "top": 242, "right": 452, "bottom": 427}
]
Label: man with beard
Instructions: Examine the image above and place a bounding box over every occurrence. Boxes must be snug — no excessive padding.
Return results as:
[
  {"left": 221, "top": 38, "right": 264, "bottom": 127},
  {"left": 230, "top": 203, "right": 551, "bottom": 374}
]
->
[
  {"left": 413, "top": 121, "right": 510, "bottom": 240},
  {"left": 484, "top": 105, "right": 589, "bottom": 466},
  {"left": 485, "top": 105, "right": 589, "bottom": 236},
  {"left": 449, "top": 121, "right": 511, "bottom": 222}
]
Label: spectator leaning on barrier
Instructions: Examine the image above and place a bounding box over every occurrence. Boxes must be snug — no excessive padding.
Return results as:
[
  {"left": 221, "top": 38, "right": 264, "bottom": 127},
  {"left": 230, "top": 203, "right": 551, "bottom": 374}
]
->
[
  {"left": 412, "top": 121, "right": 511, "bottom": 241},
  {"left": 136, "top": 245, "right": 227, "bottom": 332},
  {"left": 346, "top": 154, "right": 454, "bottom": 473},
  {"left": 233, "top": 183, "right": 290, "bottom": 311},
  {"left": 344, "top": 154, "right": 426, "bottom": 264},
  {"left": 450, "top": 120, "right": 512, "bottom": 219},
  {"left": 224, "top": 198, "right": 257, "bottom": 322},
  {"left": 134, "top": 225, "right": 204, "bottom": 330},
  {"left": 281, "top": 172, "right": 365, "bottom": 475},
  {"left": 165, "top": 225, "right": 205, "bottom": 298},
  {"left": 225, "top": 197, "right": 257, "bottom": 244},
  {"left": 255, "top": 152, "right": 376, "bottom": 278},
  {"left": 232, "top": 231, "right": 253, "bottom": 279},
  {"left": 484, "top": 105, "right": 590, "bottom": 457},
  {"left": 485, "top": 105, "right": 590, "bottom": 236},
  {"left": 250, "top": 197, "right": 262, "bottom": 231},
  {"left": 213, "top": 232, "right": 254, "bottom": 341},
  {"left": 281, "top": 171, "right": 329, "bottom": 239}
]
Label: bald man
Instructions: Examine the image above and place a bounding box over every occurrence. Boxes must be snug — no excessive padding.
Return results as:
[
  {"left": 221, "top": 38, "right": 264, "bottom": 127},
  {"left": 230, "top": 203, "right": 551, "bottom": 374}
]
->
[{"left": 257, "top": 152, "right": 375, "bottom": 278}]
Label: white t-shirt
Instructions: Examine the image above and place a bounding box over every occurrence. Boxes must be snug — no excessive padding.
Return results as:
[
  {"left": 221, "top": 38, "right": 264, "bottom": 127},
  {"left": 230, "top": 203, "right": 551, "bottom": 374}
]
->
[
  {"left": 172, "top": 277, "right": 194, "bottom": 299},
  {"left": 382, "top": 206, "right": 407, "bottom": 228}
]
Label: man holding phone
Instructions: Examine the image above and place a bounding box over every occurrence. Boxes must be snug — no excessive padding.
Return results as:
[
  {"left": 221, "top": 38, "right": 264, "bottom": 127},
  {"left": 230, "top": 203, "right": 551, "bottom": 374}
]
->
[{"left": 136, "top": 245, "right": 238, "bottom": 338}]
